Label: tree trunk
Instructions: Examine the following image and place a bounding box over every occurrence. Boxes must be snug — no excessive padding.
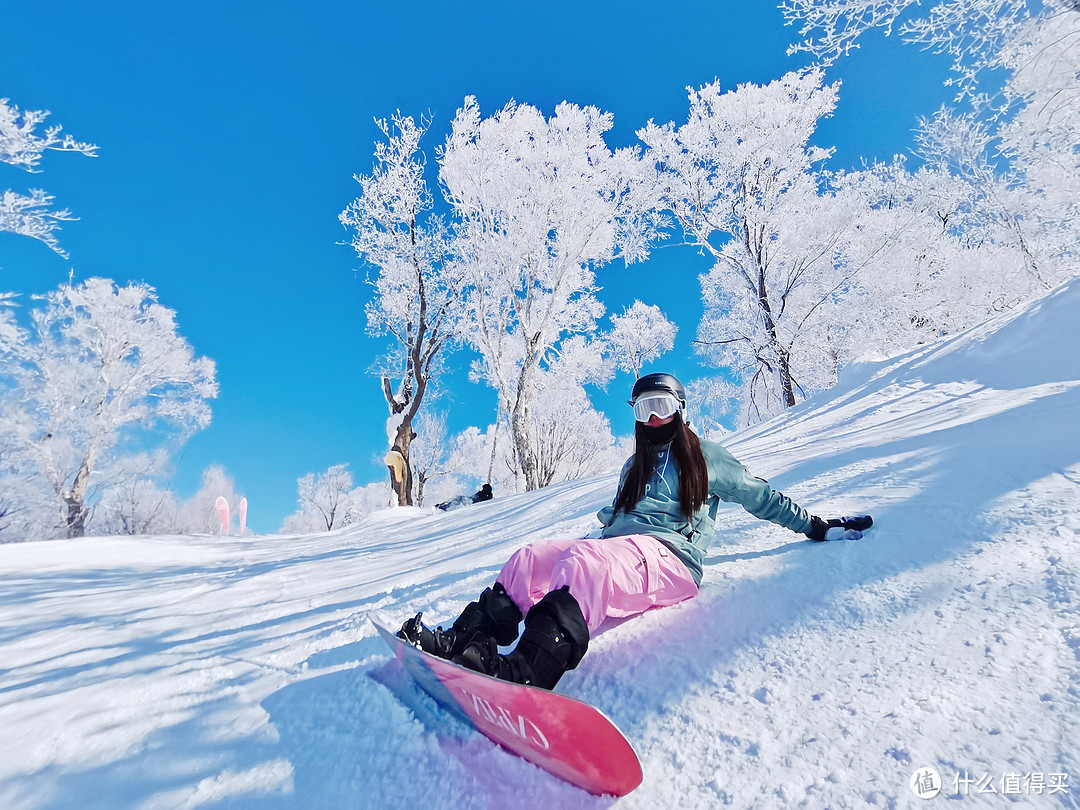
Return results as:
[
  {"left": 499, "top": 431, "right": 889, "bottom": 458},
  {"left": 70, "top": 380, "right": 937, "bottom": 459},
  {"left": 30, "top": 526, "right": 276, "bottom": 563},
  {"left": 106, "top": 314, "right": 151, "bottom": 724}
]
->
[
  {"left": 778, "top": 346, "right": 796, "bottom": 408},
  {"left": 387, "top": 416, "right": 416, "bottom": 506},
  {"left": 63, "top": 453, "right": 96, "bottom": 538},
  {"left": 510, "top": 399, "right": 537, "bottom": 491},
  {"left": 511, "top": 356, "right": 541, "bottom": 491},
  {"left": 63, "top": 494, "right": 88, "bottom": 538},
  {"left": 756, "top": 265, "right": 797, "bottom": 409},
  {"left": 486, "top": 398, "right": 501, "bottom": 487},
  {"left": 415, "top": 470, "right": 427, "bottom": 507}
]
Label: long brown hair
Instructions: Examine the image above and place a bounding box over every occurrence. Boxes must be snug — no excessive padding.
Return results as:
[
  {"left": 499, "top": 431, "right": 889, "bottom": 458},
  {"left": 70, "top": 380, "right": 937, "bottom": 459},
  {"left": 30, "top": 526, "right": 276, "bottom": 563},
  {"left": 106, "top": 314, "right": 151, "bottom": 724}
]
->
[{"left": 612, "top": 411, "right": 709, "bottom": 520}]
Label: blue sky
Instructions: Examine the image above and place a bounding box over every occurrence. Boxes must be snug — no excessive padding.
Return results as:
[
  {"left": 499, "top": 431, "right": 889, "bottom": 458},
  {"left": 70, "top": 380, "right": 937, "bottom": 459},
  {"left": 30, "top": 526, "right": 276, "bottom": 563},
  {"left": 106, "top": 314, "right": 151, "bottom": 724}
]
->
[{"left": 2, "top": 1, "right": 955, "bottom": 532}]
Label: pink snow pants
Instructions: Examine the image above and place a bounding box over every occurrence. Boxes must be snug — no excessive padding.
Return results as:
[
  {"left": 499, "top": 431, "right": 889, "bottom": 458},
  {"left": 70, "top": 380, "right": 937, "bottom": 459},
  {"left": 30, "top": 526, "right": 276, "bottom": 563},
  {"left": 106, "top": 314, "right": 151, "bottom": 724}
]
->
[{"left": 498, "top": 535, "right": 699, "bottom": 634}]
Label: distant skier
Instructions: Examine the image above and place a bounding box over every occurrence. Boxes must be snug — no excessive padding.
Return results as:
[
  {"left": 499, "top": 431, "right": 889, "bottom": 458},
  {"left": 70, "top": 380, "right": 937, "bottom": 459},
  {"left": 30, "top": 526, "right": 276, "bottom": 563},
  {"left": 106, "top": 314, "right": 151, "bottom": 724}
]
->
[
  {"left": 436, "top": 483, "right": 493, "bottom": 512},
  {"left": 400, "top": 373, "right": 872, "bottom": 690}
]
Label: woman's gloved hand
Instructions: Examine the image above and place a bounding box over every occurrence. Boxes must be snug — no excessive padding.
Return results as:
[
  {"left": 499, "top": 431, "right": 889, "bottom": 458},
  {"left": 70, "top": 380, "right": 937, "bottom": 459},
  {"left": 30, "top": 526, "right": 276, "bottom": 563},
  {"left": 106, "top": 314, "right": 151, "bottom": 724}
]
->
[{"left": 806, "top": 514, "right": 874, "bottom": 542}]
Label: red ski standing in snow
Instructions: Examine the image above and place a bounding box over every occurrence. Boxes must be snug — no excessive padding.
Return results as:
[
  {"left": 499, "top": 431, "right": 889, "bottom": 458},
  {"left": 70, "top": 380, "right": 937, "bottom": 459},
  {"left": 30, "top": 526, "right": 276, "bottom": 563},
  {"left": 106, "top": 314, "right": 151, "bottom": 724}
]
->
[{"left": 398, "top": 372, "right": 872, "bottom": 690}]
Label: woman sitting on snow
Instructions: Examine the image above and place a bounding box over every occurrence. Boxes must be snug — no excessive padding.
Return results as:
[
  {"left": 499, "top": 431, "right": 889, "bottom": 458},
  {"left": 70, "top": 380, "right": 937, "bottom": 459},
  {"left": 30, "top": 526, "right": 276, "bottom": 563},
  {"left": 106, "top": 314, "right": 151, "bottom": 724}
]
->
[{"left": 398, "top": 372, "right": 872, "bottom": 690}]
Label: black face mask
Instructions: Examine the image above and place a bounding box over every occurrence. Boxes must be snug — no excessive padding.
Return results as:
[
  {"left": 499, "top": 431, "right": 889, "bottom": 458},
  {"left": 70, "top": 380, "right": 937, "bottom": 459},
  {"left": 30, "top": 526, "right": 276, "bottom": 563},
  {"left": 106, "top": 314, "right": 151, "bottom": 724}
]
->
[{"left": 640, "top": 419, "right": 679, "bottom": 447}]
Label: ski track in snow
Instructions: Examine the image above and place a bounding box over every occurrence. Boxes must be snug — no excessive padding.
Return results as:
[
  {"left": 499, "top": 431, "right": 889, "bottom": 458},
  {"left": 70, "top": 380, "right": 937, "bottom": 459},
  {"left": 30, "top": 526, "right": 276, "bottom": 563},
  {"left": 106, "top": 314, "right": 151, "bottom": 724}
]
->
[{"left": 2, "top": 280, "right": 1079, "bottom": 809}]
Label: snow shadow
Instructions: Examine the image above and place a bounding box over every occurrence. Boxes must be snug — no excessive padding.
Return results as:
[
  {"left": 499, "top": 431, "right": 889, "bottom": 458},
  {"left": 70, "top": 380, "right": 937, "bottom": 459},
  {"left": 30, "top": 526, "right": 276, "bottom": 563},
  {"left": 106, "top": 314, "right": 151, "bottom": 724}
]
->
[
  {"left": 1, "top": 690, "right": 293, "bottom": 810},
  {"left": 253, "top": 652, "right": 616, "bottom": 810}
]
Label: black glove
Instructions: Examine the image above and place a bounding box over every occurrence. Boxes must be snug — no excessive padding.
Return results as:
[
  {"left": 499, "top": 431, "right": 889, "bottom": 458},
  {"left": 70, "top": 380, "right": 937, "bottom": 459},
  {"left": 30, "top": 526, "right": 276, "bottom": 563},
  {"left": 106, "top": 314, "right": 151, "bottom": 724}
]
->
[{"left": 806, "top": 514, "right": 873, "bottom": 542}]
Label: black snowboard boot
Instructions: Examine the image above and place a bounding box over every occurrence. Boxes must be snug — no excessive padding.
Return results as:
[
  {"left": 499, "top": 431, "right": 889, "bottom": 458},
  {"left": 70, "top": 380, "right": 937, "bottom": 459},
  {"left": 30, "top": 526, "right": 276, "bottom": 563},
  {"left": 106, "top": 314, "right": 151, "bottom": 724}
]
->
[
  {"left": 454, "top": 586, "right": 589, "bottom": 690},
  {"left": 397, "top": 582, "right": 522, "bottom": 660}
]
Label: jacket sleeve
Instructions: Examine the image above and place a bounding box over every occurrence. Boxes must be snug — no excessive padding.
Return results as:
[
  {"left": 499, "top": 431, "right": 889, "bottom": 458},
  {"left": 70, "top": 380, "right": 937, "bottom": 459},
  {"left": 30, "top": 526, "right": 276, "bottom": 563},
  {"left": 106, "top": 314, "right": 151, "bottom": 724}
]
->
[{"left": 706, "top": 443, "right": 812, "bottom": 534}]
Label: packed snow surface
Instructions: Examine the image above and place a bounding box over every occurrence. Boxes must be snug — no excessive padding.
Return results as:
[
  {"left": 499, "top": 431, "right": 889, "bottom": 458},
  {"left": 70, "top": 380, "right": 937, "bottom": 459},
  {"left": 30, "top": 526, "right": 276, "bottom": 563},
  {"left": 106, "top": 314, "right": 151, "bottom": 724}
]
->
[{"left": 3, "top": 280, "right": 1079, "bottom": 809}]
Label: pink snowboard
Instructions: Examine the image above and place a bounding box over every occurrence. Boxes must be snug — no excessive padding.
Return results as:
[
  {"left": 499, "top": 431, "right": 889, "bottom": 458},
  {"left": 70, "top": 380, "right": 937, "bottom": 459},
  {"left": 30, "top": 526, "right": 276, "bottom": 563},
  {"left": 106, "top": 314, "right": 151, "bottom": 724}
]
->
[{"left": 372, "top": 616, "right": 642, "bottom": 797}]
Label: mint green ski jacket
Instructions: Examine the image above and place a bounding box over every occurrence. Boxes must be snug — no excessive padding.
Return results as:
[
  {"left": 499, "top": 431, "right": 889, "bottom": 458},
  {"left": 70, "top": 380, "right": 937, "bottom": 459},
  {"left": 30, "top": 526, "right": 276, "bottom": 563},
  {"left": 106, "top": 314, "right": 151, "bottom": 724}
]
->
[{"left": 596, "top": 437, "right": 812, "bottom": 586}]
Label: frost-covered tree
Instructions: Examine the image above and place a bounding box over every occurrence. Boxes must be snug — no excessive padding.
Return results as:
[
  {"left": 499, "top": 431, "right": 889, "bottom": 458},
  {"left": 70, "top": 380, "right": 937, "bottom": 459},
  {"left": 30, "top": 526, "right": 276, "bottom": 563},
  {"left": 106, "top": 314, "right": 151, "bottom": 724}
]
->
[
  {"left": 998, "top": 8, "right": 1080, "bottom": 281},
  {"left": 0, "top": 292, "right": 19, "bottom": 348},
  {"left": 438, "top": 423, "right": 502, "bottom": 495},
  {"left": 176, "top": 464, "right": 240, "bottom": 535},
  {"left": 1, "top": 98, "right": 97, "bottom": 256},
  {"left": 409, "top": 410, "right": 480, "bottom": 506},
  {"left": 528, "top": 370, "right": 622, "bottom": 487},
  {"left": 0, "top": 301, "right": 41, "bottom": 538},
  {"left": 0, "top": 405, "right": 56, "bottom": 541},
  {"left": 340, "top": 114, "right": 464, "bottom": 506},
  {"left": 441, "top": 98, "right": 661, "bottom": 489},
  {"left": 292, "top": 464, "right": 357, "bottom": 531},
  {"left": 445, "top": 420, "right": 522, "bottom": 496},
  {"left": 785, "top": 0, "right": 1080, "bottom": 293},
  {"left": 911, "top": 9, "right": 1080, "bottom": 291},
  {"left": 914, "top": 108, "right": 1048, "bottom": 296},
  {"left": 605, "top": 300, "right": 677, "bottom": 378},
  {"left": 782, "top": 0, "right": 1040, "bottom": 103},
  {"left": 799, "top": 158, "right": 1019, "bottom": 369},
  {"left": 280, "top": 477, "right": 389, "bottom": 534},
  {"left": 4, "top": 278, "right": 217, "bottom": 537},
  {"left": 998, "top": 8, "right": 1080, "bottom": 192},
  {"left": 684, "top": 376, "right": 740, "bottom": 440},
  {"left": 88, "top": 452, "right": 178, "bottom": 536},
  {"left": 641, "top": 71, "right": 869, "bottom": 422}
]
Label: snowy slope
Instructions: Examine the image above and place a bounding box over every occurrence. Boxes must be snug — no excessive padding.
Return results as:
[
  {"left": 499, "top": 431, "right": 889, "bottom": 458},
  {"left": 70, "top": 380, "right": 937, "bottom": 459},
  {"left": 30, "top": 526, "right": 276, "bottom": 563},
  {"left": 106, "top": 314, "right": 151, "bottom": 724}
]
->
[{"left": 2, "top": 280, "right": 1079, "bottom": 809}]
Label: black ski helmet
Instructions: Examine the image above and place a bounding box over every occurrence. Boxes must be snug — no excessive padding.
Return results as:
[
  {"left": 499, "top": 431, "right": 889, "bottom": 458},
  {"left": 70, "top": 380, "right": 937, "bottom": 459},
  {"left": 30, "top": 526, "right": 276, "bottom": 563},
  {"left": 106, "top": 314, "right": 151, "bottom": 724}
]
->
[{"left": 631, "top": 372, "right": 687, "bottom": 407}]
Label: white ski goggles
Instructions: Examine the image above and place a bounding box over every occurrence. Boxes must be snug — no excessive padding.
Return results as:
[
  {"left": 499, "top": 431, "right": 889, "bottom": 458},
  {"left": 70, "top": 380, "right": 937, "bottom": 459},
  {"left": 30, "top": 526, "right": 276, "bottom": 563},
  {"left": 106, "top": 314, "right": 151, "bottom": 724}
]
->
[{"left": 631, "top": 393, "right": 683, "bottom": 423}]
